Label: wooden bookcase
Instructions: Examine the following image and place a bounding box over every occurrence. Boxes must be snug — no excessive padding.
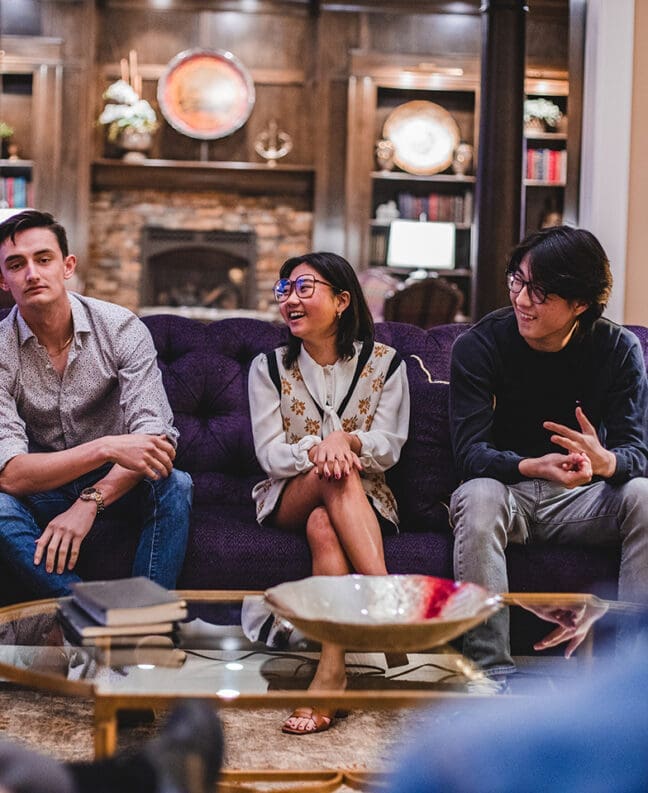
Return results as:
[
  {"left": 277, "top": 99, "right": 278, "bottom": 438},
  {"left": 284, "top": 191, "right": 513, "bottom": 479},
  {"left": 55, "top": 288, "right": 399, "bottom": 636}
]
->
[
  {"left": 0, "top": 37, "right": 65, "bottom": 216},
  {"left": 523, "top": 72, "right": 570, "bottom": 235},
  {"left": 345, "top": 52, "right": 480, "bottom": 313}
]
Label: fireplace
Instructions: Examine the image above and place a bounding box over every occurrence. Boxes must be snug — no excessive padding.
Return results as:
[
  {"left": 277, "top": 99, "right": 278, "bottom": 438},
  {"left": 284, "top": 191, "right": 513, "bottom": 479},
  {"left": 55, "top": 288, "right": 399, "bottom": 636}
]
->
[{"left": 139, "top": 226, "right": 257, "bottom": 310}]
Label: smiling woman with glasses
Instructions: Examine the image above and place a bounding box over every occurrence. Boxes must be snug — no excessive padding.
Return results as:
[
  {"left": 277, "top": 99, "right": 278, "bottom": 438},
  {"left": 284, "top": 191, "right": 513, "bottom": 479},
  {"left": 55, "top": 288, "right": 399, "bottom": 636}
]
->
[
  {"left": 247, "top": 251, "right": 410, "bottom": 737},
  {"left": 273, "top": 274, "right": 342, "bottom": 302}
]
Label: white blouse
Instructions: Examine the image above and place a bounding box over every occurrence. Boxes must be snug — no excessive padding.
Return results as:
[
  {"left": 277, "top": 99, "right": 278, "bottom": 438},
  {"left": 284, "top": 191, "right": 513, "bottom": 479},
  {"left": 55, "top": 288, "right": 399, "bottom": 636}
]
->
[{"left": 248, "top": 341, "right": 410, "bottom": 478}]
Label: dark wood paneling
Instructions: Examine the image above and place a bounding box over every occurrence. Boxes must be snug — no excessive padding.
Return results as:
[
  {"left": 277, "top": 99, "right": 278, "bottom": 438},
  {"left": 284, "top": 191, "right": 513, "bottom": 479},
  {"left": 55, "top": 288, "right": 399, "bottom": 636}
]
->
[
  {"left": 95, "top": 9, "right": 200, "bottom": 64},
  {"left": 365, "top": 12, "right": 480, "bottom": 56}
]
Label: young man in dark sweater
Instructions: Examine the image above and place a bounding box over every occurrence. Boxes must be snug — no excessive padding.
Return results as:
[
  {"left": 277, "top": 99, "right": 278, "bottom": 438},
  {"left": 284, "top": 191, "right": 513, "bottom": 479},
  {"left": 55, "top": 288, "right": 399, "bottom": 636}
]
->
[{"left": 449, "top": 225, "right": 648, "bottom": 676}]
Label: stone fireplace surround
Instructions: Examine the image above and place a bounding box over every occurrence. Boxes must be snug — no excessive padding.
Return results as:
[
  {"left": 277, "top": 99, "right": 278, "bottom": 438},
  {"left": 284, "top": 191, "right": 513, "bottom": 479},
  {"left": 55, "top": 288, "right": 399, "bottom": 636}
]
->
[{"left": 86, "top": 190, "right": 313, "bottom": 314}]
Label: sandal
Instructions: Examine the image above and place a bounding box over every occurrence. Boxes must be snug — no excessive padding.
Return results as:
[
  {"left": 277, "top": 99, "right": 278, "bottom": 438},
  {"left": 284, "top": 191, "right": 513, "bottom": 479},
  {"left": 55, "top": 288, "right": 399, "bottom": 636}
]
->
[{"left": 282, "top": 707, "right": 335, "bottom": 735}]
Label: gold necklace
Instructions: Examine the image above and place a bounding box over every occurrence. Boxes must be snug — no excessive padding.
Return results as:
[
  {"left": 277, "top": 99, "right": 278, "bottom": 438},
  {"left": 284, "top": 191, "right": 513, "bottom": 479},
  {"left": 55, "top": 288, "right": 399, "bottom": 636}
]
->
[{"left": 52, "top": 334, "right": 74, "bottom": 355}]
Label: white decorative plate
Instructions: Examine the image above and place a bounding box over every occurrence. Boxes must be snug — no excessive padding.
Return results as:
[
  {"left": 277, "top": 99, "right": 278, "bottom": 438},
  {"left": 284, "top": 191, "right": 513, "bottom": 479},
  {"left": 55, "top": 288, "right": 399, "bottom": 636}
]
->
[{"left": 383, "top": 101, "right": 461, "bottom": 175}]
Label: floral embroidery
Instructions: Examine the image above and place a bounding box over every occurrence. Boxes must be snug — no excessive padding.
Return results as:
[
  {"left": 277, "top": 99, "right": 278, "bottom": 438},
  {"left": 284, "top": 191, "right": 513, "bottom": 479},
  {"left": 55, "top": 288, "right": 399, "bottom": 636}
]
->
[
  {"left": 304, "top": 417, "right": 321, "bottom": 435},
  {"left": 254, "top": 341, "right": 400, "bottom": 527},
  {"left": 342, "top": 415, "right": 359, "bottom": 432}
]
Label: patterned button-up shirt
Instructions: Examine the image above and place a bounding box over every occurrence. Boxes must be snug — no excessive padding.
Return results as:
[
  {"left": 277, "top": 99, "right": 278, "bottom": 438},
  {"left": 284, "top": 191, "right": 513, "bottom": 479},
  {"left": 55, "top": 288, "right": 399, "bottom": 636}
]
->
[{"left": 0, "top": 293, "right": 178, "bottom": 473}]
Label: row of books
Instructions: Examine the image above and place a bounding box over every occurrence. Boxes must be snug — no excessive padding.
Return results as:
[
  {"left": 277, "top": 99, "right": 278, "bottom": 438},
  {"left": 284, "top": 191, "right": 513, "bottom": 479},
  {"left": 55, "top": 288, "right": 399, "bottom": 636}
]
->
[
  {"left": 526, "top": 148, "right": 567, "bottom": 183},
  {"left": 57, "top": 576, "right": 188, "bottom": 644},
  {"left": 394, "top": 192, "right": 472, "bottom": 225},
  {"left": 0, "top": 176, "right": 33, "bottom": 208}
]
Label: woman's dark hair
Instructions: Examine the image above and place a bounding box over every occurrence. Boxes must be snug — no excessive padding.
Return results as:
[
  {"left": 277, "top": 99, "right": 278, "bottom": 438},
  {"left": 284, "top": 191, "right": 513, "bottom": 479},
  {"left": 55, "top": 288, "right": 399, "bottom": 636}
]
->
[
  {"left": 505, "top": 225, "right": 613, "bottom": 329},
  {"left": 279, "top": 251, "right": 374, "bottom": 367},
  {"left": 0, "top": 210, "right": 69, "bottom": 258}
]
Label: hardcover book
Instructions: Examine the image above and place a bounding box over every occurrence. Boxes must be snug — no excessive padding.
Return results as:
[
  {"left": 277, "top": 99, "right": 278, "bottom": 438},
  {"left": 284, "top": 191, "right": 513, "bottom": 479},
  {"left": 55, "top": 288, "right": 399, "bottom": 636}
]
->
[
  {"left": 57, "top": 598, "right": 177, "bottom": 639},
  {"left": 70, "top": 577, "right": 187, "bottom": 626}
]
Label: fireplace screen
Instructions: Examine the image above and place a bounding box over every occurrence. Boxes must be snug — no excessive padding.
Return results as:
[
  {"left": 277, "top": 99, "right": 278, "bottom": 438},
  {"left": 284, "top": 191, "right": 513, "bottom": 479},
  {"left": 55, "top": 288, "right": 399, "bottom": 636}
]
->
[{"left": 140, "top": 227, "right": 256, "bottom": 309}]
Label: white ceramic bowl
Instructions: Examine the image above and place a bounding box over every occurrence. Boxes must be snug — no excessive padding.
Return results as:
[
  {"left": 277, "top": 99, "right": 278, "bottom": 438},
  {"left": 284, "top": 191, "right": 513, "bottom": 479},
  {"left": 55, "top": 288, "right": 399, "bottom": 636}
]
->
[{"left": 264, "top": 574, "right": 502, "bottom": 652}]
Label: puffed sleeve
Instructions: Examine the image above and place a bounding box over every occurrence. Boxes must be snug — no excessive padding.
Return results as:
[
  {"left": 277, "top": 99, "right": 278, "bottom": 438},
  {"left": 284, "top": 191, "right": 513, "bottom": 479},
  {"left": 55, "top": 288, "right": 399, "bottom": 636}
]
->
[
  {"left": 248, "top": 352, "right": 321, "bottom": 478},
  {"left": 353, "top": 358, "right": 409, "bottom": 472}
]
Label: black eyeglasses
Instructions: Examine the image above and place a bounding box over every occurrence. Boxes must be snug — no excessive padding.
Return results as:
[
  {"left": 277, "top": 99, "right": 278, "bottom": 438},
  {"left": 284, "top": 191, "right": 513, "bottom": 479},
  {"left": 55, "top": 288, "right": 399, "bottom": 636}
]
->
[
  {"left": 273, "top": 274, "right": 340, "bottom": 303},
  {"left": 506, "top": 271, "right": 549, "bottom": 305}
]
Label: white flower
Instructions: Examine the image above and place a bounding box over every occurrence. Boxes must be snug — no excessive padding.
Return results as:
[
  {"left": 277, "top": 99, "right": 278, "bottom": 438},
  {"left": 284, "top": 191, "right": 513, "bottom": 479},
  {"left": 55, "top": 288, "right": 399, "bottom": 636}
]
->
[
  {"left": 98, "top": 80, "right": 158, "bottom": 142},
  {"left": 524, "top": 98, "right": 562, "bottom": 128},
  {"left": 103, "top": 79, "right": 139, "bottom": 105}
]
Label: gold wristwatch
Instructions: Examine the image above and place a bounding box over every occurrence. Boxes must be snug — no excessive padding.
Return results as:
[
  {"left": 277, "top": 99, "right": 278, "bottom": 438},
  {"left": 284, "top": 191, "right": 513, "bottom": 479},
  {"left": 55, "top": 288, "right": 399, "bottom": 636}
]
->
[{"left": 79, "top": 486, "right": 105, "bottom": 514}]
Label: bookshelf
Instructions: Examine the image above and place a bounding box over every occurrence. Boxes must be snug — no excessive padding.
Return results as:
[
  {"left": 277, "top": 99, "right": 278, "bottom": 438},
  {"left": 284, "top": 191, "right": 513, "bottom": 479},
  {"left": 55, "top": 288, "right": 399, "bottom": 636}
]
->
[
  {"left": 345, "top": 53, "right": 480, "bottom": 315},
  {"left": 523, "top": 74, "right": 569, "bottom": 234}
]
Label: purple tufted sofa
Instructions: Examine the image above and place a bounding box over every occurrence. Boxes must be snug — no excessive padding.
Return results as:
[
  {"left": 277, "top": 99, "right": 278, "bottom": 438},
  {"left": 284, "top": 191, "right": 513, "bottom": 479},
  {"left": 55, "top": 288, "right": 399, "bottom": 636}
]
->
[{"left": 2, "top": 315, "right": 647, "bottom": 650}]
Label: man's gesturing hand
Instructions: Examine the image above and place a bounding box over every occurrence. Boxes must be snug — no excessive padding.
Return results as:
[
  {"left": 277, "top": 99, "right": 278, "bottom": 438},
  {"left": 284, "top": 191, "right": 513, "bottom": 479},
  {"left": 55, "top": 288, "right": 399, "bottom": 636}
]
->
[
  {"left": 519, "top": 451, "right": 592, "bottom": 487},
  {"left": 34, "top": 500, "right": 96, "bottom": 574},
  {"left": 544, "top": 406, "right": 616, "bottom": 478},
  {"left": 104, "top": 434, "right": 175, "bottom": 479}
]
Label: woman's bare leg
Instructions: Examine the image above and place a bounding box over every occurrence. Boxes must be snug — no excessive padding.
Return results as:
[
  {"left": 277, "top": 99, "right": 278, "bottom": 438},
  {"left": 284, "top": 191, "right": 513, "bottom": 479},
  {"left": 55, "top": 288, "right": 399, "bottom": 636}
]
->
[
  {"left": 281, "top": 508, "right": 349, "bottom": 733},
  {"left": 275, "top": 468, "right": 387, "bottom": 575}
]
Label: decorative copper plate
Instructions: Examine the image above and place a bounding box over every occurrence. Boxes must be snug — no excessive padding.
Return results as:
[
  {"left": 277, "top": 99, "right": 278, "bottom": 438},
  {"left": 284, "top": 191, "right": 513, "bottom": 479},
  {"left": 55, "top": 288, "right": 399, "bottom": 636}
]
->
[
  {"left": 157, "top": 49, "right": 255, "bottom": 140},
  {"left": 265, "top": 574, "right": 502, "bottom": 652},
  {"left": 383, "top": 100, "right": 460, "bottom": 175}
]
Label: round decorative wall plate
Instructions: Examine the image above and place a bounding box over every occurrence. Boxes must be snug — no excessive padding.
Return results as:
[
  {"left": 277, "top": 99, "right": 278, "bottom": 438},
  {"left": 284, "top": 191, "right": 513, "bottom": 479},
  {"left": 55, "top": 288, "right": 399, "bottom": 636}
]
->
[
  {"left": 383, "top": 100, "right": 461, "bottom": 175},
  {"left": 157, "top": 49, "right": 255, "bottom": 140}
]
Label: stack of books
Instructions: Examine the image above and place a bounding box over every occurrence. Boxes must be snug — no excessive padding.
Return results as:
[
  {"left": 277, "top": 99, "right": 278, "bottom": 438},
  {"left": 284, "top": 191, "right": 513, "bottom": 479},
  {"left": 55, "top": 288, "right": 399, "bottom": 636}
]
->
[{"left": 57, "top": 576, "right": 188, "bottom": 645}]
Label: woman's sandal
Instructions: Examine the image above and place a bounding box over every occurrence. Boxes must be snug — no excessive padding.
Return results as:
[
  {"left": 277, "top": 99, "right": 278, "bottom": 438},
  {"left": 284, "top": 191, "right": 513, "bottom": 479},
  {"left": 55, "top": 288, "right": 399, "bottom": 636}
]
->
[{"left": 282, "top": 707, "right": 346, "bottom": 735}]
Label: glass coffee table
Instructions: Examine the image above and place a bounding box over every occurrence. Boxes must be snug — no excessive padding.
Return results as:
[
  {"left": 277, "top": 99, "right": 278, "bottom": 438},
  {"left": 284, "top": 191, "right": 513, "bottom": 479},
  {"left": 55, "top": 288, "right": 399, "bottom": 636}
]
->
[{"left": 0, "top": 589, "right": 637, "bottom": 762}]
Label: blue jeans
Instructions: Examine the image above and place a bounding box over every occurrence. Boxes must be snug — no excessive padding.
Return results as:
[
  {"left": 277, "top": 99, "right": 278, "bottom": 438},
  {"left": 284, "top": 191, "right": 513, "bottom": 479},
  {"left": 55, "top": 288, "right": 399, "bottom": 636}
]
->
[
  {"left": 0, "top": 466, "right": 193, "bottom": 598},
  {"left": 449, "top": 477, "right": 648, "bottom": 675}
]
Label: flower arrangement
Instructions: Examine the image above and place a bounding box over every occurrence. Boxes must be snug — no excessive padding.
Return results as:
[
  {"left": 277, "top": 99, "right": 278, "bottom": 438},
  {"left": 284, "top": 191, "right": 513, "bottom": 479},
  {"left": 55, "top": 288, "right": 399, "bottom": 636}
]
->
[
  {"left": 0, "top": 121, "right": 14, "bottom": 139},
  {"left": 97, "top": 80, "right": 158, "bottom": 142},
  {"left": 524, "top": 98, "right": 562, "bottom": 129}
]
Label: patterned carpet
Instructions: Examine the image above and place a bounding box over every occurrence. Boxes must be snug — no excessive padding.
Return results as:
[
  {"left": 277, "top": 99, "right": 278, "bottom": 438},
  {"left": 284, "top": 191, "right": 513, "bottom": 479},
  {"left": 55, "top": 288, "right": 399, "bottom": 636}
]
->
[{"left": 0, "top": 682, "right": 413, "bottom": 771}]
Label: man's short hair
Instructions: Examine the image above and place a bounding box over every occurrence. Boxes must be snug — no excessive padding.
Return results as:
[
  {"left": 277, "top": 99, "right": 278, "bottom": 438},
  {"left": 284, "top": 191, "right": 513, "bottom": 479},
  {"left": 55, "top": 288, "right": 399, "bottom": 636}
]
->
[
  {"left": 0, "top": 210, "right": 69, "bottom": 258},
  {"left": 506, "top": 225, "right": 613, "bottom": 328}
]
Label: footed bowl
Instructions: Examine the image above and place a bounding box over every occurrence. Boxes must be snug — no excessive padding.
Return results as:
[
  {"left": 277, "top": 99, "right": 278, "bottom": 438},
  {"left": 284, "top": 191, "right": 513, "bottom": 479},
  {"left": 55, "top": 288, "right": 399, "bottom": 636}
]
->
[{"left": 264, "top": 574, "right": 502, "bottom": 652}]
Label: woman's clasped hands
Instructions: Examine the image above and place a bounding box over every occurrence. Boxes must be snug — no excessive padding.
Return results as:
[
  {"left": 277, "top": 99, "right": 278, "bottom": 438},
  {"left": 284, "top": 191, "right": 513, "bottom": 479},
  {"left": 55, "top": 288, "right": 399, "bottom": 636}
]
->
[{"left": 308, "top": 430, "right": 362, "bottom": 481}]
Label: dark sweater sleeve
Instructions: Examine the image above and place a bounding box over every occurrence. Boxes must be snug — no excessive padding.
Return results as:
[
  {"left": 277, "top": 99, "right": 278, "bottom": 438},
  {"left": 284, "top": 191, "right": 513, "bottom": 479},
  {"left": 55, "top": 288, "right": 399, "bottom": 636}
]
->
[
  {"left": 601, "top": 331, "right": 648, "bottom": 483},
  {"left": 449, "top": 329, "right": 525, "bottom": 483}
]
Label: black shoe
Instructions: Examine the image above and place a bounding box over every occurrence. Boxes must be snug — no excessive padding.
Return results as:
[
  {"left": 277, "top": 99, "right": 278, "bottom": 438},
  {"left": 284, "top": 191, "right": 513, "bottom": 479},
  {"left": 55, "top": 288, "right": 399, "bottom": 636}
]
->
[{"left": 146, "top": 700, "right": 224, "bottom": 793}]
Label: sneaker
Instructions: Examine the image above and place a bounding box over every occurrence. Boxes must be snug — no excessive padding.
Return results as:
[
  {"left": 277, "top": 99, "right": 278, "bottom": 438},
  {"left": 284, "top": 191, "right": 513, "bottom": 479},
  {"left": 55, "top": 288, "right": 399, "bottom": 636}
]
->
[{"left": 145, "top": 700, "right": 224, "bottom": 793}]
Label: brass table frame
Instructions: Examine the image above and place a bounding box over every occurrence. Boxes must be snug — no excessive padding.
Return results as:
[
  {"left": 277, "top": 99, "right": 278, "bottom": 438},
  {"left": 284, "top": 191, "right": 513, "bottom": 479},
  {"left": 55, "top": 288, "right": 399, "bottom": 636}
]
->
[{"left": 0, "top": 590, "right": 601, "bottom": 759}]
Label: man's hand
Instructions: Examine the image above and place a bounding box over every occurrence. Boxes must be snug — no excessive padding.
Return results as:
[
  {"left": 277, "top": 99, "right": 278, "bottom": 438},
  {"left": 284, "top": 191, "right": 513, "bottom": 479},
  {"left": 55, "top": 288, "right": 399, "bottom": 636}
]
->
[
  {"left": 103, "top": 434, "right": 175, "bottom": 479},
  {"left": 514, "top": 598, "right": 610, "bottom": 658},
  {"left": 519, "top": 451, "right": 593, "bottom": 487},
  {"left": 544, "top": 406, "right": 616, "bottom": 478},
  {"left": 308, "top": 430, "right": 362, "bottom": 480},
  {"left": 34, "top": 500, "right": 98, "bottom": 574}
]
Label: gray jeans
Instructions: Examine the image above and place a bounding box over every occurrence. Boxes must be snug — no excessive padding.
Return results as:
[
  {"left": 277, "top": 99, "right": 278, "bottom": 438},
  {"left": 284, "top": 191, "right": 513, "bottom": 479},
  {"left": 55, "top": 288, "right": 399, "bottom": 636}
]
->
[{"left": 449, "top": 477, "right": 648, "bottom": 674}]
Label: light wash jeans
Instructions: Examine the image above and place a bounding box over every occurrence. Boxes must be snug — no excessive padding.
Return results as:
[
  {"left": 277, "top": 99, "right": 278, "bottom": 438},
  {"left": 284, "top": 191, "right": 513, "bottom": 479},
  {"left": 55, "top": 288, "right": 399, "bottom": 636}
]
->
[
  {"left": 0, "top": 465, "right": 193, "bottom": 598},
  {"left": 450, "top": 477, "right": 648, "bottom": 675}
]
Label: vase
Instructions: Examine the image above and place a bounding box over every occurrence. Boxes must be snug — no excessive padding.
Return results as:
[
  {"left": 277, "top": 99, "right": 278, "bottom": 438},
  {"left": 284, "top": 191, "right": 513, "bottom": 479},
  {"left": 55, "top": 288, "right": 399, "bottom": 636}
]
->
[
  {"left": 524, "top": 117, "right": 546, "bottom": 135},
  {"left": 452, "top": 142, "right": 474, "bottom": 176},
  {"left": 117, "top": 128, "right": 153, "bottom": 162},
  {"left": 375, "top": 139, "right": 396, "bottom": 172}
]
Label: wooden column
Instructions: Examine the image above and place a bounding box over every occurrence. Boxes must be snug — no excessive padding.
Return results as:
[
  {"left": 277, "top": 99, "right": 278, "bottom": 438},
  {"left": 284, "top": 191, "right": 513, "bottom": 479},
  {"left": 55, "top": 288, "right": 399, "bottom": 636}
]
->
[{"left": 473, "top": 0, "right": 528, "bottom": 319}]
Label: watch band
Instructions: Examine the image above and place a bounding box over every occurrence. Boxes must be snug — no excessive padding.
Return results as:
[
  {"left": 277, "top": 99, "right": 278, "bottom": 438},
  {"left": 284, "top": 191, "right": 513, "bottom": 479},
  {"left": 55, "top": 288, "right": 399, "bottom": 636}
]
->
[{"left": 79, "top": 487, "right": 105, "bottom": 514}]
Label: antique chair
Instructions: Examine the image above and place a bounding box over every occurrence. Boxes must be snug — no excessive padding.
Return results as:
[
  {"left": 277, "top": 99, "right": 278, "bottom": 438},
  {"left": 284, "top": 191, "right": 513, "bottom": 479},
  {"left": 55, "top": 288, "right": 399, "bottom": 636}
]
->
[{"left": 383, "top": 275, "right": 463, "bottom": 328}]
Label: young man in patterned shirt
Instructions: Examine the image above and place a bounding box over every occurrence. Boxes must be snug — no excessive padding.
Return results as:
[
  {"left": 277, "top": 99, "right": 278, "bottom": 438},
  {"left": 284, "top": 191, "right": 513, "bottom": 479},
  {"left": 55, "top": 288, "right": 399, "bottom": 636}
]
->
[{"left": 0, "top": 210, "right": 191, "bottom": 596}]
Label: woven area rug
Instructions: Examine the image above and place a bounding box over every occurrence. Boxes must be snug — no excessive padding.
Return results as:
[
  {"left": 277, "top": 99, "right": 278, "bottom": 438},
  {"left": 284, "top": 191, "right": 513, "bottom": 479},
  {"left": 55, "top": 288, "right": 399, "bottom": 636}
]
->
[{"left": 0, "top": 682, "right": 413, "bottom": 772}]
